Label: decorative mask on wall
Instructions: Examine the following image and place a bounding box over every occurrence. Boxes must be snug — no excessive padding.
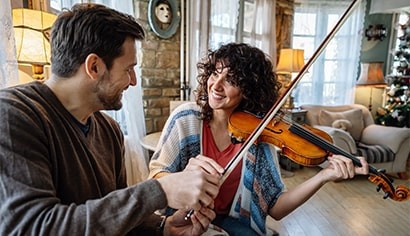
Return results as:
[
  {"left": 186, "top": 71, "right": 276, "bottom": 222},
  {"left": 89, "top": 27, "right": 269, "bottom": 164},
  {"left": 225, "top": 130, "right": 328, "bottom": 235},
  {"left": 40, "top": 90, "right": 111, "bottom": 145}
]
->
[
  {"left": 155, "top": 2, "right": 172, "bottom": 24},
  {"left": 148, "top": 0, "right": 180, "bottom": 39}
]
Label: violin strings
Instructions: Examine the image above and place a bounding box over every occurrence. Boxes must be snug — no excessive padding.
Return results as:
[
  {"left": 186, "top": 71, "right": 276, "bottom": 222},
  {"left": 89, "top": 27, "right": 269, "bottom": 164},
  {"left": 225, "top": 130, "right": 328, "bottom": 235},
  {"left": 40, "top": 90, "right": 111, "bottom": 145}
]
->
[
  {"left": 277, "top": 114, "right": 361, "bottom": 166},
  {"left": 288, "top": 122, "right": 380, "bottom": 175},
  {"left": 283, "top": 116, "right": 402, "bottom": 200},
  {"left": 291, "top": 123, "right": 350, "bottom": 156}
]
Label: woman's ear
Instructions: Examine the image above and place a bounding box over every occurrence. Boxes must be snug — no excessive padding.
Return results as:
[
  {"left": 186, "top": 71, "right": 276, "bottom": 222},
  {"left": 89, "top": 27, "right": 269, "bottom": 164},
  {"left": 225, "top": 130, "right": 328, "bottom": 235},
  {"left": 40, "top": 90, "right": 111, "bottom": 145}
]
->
[{"left": 85, "top": 53, "right": 103, "bottom": 80}]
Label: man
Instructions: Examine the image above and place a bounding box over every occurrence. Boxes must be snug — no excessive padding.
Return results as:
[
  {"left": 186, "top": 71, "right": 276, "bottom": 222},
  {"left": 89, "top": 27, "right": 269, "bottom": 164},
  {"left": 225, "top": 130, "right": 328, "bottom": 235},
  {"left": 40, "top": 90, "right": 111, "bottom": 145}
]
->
[{"left": 0, "top": 4, "right": 221, "bottom": 235}]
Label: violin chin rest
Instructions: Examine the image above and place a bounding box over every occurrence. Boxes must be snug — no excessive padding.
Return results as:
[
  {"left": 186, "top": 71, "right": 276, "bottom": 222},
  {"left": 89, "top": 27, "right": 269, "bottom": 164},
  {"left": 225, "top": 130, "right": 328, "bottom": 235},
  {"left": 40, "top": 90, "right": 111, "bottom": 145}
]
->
[{"left": 230, "top": 136, "right": 244, "bottom": 144}]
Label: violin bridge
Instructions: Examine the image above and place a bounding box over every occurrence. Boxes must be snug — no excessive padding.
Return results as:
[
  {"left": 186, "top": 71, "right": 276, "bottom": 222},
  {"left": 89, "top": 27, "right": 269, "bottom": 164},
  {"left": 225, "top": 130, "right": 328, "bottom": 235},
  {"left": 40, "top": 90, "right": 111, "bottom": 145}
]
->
[{"left": 271, "top": 117, "right": 280, "bottom": 126}]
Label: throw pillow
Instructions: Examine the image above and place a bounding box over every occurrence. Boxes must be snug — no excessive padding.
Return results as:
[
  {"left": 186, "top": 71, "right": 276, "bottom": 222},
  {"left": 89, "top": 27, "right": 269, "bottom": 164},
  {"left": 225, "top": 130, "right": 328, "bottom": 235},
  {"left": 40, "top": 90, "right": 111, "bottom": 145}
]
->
[
  {"left": 331, "top": 119, "right": 352, "bottom": 131},
  {"left": 318, "top": 109, "right": 364, "bottom": 141}
]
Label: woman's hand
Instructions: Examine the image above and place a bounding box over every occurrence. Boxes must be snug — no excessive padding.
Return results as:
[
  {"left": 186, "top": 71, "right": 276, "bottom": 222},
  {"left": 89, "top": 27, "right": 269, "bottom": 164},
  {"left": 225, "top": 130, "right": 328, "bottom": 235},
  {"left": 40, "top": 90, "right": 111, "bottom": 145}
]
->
[
  {"left": 320, "top": 155, "right": 369, "bottom": 182},
  {"left": 184, "top": 155, "right": 224, "bottom": 177}
]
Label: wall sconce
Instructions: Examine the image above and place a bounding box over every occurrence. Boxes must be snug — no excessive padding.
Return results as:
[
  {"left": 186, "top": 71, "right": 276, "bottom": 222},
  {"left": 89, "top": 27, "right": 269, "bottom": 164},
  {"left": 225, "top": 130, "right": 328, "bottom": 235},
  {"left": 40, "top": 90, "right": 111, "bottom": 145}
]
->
[
  {"left": 12, "top": 8, "right": 56, "bottom": 80},
  {"left": 365, "top": 24, "right": 387, "bottom": 41}
]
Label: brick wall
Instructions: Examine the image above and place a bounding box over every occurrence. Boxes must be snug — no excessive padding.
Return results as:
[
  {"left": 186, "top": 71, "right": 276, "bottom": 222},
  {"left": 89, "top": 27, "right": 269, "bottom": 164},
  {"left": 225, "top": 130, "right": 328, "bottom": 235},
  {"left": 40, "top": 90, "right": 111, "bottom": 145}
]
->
[{"left": 133, "top": 0, "right": 181, "bottom": 134}]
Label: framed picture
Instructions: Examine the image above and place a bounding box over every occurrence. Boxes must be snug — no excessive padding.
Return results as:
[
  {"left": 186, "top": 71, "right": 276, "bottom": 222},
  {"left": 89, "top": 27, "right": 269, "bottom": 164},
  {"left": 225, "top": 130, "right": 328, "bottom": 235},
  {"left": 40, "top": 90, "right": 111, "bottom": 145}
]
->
[{"left": 148, "top": 0, "right": 180, "bottom": 39}]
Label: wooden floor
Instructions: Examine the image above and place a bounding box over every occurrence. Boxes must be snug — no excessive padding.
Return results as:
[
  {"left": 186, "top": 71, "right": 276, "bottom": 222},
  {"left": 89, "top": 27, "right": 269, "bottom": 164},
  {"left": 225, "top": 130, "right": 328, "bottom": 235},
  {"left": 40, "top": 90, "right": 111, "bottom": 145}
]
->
[{"left": 266, "top": 167, "right": 410, "bottom": 236}]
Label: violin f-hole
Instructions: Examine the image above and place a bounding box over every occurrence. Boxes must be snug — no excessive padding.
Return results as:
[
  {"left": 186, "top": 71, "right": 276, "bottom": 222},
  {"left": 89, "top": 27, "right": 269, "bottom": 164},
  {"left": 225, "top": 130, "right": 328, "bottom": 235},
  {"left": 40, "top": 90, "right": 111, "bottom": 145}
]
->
[{"left": 265, "top": 126, "right": 283, "bottom": 134}]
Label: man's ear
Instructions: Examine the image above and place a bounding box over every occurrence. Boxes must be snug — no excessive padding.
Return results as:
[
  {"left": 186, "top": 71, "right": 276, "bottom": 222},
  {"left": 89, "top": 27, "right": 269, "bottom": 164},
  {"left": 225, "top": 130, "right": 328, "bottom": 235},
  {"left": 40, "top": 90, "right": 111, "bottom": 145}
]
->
[{"left": 85, "top": 53, "right": 103, "bottom": 80}]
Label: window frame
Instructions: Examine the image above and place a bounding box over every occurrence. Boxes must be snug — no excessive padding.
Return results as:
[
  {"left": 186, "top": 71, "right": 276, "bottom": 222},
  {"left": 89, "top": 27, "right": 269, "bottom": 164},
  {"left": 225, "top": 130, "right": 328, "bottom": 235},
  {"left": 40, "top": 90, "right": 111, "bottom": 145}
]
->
[{"left": 291, "top": 1, "right": 358, "bottom": 106}]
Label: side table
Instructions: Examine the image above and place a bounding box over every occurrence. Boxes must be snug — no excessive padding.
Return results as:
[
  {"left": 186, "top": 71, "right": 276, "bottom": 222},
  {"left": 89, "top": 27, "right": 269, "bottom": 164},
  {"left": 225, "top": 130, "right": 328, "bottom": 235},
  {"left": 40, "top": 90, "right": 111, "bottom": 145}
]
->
[
  {"left": 140, "top": 131, "right": 162, "bottom": 152},
  {"left": 283, "top": 108, "right": 307, "bottom": 124},
  {"left": 280, "top": 108, "right": 308, "bottom": 171}
]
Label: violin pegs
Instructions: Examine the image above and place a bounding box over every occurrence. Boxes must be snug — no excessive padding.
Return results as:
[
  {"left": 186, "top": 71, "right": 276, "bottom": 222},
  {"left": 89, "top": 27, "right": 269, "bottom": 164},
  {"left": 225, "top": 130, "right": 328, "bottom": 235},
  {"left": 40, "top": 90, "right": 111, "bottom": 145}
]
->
[
  {"left": 377, "top": 184, "right": 382, "bottom": 192},
  {"left": 383, "top": 192, "right": 390, "bottom": 199}
]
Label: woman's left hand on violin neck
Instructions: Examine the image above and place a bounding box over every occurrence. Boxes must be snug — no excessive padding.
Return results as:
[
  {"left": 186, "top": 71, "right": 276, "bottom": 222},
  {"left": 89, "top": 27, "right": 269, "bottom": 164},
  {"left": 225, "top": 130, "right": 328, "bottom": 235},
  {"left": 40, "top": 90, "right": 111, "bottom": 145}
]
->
[{"left": 319, "top": 155, "right": 369, "bottom": 183}]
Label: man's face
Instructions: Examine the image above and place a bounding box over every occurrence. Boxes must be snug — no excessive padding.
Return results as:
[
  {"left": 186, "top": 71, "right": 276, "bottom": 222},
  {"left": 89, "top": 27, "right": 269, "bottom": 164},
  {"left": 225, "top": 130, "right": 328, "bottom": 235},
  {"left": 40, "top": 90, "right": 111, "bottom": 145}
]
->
[
  {"left": 155, "top": 3, "right": 171, "bottom": 24},
  {"left": 95, "top": 37, "right": 137, "bottom": 110}
]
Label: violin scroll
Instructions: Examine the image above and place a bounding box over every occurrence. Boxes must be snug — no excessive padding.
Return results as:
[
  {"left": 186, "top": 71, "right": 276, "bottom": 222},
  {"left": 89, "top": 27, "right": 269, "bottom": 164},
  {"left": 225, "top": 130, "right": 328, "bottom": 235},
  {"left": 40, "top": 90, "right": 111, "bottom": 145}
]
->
[{"left": 368, "top": 174, "right": 410, "bottom": 202}]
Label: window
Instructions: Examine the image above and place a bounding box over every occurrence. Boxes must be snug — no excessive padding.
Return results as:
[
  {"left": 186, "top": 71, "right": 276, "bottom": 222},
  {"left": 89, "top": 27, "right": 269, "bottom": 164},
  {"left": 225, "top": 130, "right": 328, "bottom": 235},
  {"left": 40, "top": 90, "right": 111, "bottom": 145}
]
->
[
  {"left": 49, "top": 0, "right": 81, "bottom": 12},
  {"left": 292, "top": 0, "right": 365, "bottom": 106},
  {"left": 208, "top": 0, "right": 266, "bottom": 49},
  {"left": 208, "top": 0, "right": 239, "bottom": 49},
  {"left": 241, "top": 0, "right": 265, "bottom": 49}
]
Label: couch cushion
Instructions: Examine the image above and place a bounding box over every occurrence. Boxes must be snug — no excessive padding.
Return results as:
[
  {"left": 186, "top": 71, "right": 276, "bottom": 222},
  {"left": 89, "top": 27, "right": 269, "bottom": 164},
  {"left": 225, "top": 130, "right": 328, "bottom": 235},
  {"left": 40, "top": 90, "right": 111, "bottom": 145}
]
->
[{"left": 318, "top": 109, "right": 364, "bottom": 141}]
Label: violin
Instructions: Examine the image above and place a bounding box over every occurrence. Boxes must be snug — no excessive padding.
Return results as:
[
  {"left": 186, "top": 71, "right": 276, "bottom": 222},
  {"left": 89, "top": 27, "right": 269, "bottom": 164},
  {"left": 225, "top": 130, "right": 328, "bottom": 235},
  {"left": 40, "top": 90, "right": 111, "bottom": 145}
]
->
[
  {"left": 228, "top": 111, "right": 410, "bottom": 202},
  {"left": 229, "top": 111, "right": 332, "bottom": 166}
]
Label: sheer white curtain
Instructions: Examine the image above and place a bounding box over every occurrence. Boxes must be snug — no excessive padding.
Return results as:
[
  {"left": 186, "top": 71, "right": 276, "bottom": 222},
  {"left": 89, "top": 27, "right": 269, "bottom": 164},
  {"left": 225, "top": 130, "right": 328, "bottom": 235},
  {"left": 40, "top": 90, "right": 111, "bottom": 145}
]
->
[
  {"left": 187, "top": 0, "right": 211, "bottom": 100},
  {"left": 187, "top": 0, "right": 240, "bottom": 100},
  {"left": 187, "top": 0, "right": 276, "bottom": 100},
  {"left": 122, "top": 76, "right": 149, "bottom": 186},
  {"left": 100, "top": 0, "right": 149, "bottom": 185},
  {"left": 208, "top": 0, "right": 239, "bottom": 49},
  {"left": 0, "top": 0, "right": 19, "bottom": 88},
  {"left": 293, "top": 0, "right": 366, "bottom": 105},
  {"left": 242, "top": 0, "right": 276, "bottom": 61}
]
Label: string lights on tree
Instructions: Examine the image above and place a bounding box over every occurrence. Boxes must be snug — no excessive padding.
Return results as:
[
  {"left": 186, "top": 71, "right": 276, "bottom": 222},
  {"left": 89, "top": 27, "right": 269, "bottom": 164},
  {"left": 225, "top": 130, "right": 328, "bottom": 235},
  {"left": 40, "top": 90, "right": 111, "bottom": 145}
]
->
[{"left": 376, "top": 13, "right": 410, "bottom": 128}]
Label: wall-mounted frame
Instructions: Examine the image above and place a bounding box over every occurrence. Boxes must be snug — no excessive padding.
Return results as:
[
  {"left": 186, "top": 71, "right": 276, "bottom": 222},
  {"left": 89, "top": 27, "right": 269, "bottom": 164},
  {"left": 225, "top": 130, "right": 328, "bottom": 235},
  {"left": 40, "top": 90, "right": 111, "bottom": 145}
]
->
[
  {"left": 365, "top": 24, "right": 387, "bottom": 41},
  {"left": 148, "top": 0, "right": 180, "bottom": 39}
]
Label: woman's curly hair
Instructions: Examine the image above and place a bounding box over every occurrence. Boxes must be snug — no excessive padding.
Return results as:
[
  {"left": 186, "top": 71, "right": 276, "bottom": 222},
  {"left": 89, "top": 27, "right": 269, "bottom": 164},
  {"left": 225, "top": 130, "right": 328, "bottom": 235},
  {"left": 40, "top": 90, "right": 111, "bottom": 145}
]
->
[{"left": 195, "top": 42, "right": 281, "bottom": 121}]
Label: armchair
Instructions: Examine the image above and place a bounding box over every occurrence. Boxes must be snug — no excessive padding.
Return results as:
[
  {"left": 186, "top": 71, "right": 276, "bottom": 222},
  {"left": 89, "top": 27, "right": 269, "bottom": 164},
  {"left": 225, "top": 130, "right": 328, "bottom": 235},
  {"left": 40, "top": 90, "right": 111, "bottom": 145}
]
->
[{"left": 300, "top": 104, "right": 410, "bottom": 178}]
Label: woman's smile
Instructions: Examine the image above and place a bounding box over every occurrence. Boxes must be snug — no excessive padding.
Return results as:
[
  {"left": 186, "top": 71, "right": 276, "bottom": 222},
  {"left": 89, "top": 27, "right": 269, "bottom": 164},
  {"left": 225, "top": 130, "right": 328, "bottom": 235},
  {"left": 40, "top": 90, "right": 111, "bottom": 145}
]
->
[{"left": 210, "top": 89, "right": 227, "bottom": 100}]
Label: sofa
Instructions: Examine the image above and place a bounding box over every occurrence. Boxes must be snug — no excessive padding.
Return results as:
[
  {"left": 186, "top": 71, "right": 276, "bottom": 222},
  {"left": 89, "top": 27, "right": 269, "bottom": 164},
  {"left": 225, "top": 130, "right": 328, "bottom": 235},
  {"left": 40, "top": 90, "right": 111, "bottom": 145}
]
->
[{"left": 300, "top": 104, "right": 410, "bottom": 178}]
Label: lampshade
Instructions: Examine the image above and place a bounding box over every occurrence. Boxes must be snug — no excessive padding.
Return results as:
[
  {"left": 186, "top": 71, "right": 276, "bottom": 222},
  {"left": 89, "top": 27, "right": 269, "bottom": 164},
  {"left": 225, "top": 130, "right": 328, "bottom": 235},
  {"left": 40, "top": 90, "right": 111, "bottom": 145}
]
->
[
  {"left": 356, "top": 62, "right": 386, "bottom": 87},
  {"left": 12, "top": 8, "right": 56, "bottom": 79},
  {"left": 276, "top": 48, "right": 305, "bottom": 73}
]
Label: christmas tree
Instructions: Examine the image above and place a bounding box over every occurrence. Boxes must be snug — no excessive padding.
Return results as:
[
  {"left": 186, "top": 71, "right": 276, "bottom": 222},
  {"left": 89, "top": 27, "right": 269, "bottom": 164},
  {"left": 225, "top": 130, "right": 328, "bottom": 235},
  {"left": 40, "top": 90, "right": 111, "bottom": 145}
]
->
[{"left": 376, "top": 13, "right": 410, "bottom": 128}]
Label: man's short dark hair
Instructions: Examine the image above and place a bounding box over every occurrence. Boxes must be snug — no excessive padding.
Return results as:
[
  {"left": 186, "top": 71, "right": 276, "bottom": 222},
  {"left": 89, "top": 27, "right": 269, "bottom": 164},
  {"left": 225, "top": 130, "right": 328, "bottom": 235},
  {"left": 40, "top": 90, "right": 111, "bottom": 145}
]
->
[{"left": 51, "top": 4, "right": 145, "bottom": 77}]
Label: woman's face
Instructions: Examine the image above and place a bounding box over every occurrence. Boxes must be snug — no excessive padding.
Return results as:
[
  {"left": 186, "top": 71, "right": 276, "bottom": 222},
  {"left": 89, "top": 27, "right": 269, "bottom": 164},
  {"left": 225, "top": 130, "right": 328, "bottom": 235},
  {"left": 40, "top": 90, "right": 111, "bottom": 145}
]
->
[{"left": 207, "top": 62, "right": 242, "bottom": 114}]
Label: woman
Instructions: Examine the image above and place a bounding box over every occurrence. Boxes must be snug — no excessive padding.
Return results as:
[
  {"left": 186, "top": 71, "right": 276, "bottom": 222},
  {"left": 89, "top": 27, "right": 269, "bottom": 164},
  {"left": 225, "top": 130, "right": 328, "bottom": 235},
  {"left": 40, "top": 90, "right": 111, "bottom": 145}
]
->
[{"left": 149, "top": 43, "right": 369, "bottom": 235}]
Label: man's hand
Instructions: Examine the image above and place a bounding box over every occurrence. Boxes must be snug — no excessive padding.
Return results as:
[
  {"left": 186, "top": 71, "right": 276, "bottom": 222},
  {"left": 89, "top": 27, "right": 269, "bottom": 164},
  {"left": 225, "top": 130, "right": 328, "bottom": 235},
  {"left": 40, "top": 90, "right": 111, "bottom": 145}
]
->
[
  {"left": 163, "top": 206, "right": 216, "bottom": 236},
  {"left": 157, "top": 170, "right": 220, "bottom": 210}
]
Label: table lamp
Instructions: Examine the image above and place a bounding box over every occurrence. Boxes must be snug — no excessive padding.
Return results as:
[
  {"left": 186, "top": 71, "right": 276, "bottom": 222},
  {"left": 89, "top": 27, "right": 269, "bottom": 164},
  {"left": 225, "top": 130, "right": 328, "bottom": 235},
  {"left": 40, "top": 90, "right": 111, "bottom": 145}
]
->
[
  {"left": 276, "top": 48, "right": 305, "bottom": 109},
  {"left": 12, "top": 8, "right": 56, "bottom": 80},
  {"left": 356, "top": 62, "right": 387, "bottom": 111}
]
